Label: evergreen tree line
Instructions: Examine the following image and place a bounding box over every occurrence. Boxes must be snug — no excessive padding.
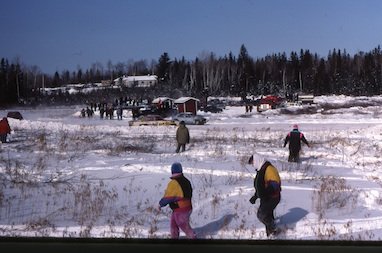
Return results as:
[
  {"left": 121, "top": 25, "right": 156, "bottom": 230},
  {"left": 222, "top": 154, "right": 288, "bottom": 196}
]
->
[{"left": 1, "top": 44, "right": 382, "bottom": 106}]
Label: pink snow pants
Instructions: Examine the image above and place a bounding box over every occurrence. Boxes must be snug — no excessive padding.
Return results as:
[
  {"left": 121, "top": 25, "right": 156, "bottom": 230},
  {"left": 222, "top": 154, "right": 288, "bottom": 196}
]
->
[{"left": 170, "top": 210, "right": 196, "bottom": 239}]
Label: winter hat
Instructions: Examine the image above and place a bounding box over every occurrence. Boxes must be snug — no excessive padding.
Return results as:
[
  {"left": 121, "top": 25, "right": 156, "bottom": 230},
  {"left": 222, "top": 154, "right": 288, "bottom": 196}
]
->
[
  {"left": 293, "top": 124, "right": 299, "bottom": 130},
  {"left": 249, "top": 152, "right": 265, "bottom": 171},
  {"left": 180, "top": 121, "right": 186, "bottom": 125},
  {"left": 171, "top": 162, "right": 183, "bottom": 174}
]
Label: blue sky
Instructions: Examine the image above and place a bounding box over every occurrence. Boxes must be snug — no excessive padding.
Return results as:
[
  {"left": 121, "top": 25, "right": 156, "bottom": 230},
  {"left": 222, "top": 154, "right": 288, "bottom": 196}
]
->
[{"left": 1, "top": 0, "right": 382, "bottom": 74}]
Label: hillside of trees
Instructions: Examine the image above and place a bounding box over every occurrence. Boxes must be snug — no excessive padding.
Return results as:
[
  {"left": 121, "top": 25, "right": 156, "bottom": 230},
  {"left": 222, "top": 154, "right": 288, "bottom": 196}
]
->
[{"left": 1, "top": 44, "right": 382, "bottom": 106}]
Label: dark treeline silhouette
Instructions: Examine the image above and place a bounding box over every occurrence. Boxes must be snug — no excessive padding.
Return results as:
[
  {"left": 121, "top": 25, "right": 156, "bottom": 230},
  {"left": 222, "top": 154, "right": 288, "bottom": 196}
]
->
[{"left": 1, "top": 44, "right": 382, "bottom": 106}]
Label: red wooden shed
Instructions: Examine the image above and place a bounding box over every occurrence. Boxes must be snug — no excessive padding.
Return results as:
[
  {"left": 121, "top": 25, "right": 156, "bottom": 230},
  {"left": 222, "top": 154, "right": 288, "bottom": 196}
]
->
[
  {"left": 151, "top": 97, "right": 174, "bottom": 110},
  {"left": 174, "top": 97, "right": 200, "bottom": 115}
]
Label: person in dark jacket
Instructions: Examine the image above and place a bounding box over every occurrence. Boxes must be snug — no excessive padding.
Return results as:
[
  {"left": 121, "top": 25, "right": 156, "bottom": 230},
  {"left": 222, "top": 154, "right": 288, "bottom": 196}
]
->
[
  {"left": 159, "top": 162, "right": 196, "bottom": 239},
  {"left": 249, "top": 153, "right": 281, "bottom": 237},
  {"left": 283, "top": 124, "right": 310, "bottom": 162},
  {"left": 116, "top": 104, "right": 123, "bottom": 120},
  {"left": 99, "top": 106, "right": 105, "bottom": 119},
  {"left": 0, "top": 117, "right": 11, "bottom": 143},
  {"left": 80, "top": 108, "right": 86, "bottom": 118},
  {"left": 176, "top": 121, "right": 190, "bottom": 153}
]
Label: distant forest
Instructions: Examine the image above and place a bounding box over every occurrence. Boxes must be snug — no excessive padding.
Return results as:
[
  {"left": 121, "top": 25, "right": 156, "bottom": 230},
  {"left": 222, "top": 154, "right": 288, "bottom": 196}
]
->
[{"left": 1, "top": 44, "right": 382, "bottom": 106}]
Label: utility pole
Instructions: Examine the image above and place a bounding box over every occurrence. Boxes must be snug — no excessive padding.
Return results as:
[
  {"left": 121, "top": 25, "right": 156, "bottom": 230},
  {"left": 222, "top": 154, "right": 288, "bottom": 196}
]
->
[
  {"left": 16, "top": 71, "right": 20, "bottom": 102},
  {"left": 299, "top": 71, "right": 303, "bottom": 92},
  {"left": 282, "top": 69, "right": 286, "bottom": 92}
]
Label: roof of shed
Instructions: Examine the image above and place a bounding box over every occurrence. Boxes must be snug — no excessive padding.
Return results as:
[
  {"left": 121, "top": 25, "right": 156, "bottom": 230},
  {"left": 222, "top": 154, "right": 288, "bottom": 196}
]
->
[
  {"left": 174, "top": 97, "right": 200, "bottom": 103},
  {"left": 152, "top": 97, "right": 173, "bottom": 103}
]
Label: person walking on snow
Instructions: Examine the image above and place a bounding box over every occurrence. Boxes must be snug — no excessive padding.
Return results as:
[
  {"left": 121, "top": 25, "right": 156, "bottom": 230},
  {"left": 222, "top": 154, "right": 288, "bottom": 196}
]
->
[
  {"left": 0, "top": 117, "right": 11, "bottom": 143},
  {"left": 283, "top": 124, "right": 310, "bottom": 162},
  {"left": 248, "top": 153, "right": 282, "bottom": 237},
  {"left": 159, "top": 162, "right": 196, "bottom": 239},
  {"left": 116, "top": 104, "right": 123, "bottom": 120},
  {"left": 176, "top": 121, "right": 190, "bottom": 153}
]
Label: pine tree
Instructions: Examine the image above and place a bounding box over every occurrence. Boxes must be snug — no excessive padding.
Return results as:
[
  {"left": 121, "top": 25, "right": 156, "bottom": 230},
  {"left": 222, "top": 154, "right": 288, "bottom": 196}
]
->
[{"left": 157, "top": 52, "right": 171, "bottom": 82}]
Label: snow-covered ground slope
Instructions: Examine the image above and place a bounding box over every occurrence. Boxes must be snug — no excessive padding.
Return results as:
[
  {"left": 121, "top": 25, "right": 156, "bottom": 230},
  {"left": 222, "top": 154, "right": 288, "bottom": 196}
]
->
[{"left": 1, "top": 95, "right": 382, "bottom": 240}]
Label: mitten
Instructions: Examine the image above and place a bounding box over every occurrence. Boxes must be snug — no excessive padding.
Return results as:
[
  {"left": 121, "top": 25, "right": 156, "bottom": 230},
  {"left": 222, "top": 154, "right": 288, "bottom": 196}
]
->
[{"left": 249, "top": 195, "right": 258, "bottom": 204}]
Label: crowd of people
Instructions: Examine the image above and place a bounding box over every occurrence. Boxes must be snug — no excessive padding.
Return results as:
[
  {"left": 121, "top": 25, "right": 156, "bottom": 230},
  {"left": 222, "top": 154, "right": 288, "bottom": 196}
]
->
[
  {"left": 80, "top": 98, "right": 311, "bottom": 239},
  {"left": 79, "top": 96, "right": 150, "bottom": 120},
  {"left": 77, "top": 100, "right": 311, "bottom": 239},
  {"left": 2, "top": 109, "right": 310, "bottom": 238}
]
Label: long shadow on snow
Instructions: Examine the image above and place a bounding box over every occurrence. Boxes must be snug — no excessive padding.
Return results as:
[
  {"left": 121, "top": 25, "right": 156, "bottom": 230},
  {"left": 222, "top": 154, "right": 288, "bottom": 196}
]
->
[
  {"left": 278, "top": 207, "right": 308, "bottom": 230},
  {"left": 194, "top": 214, "right": 236, "bottom": 239}
]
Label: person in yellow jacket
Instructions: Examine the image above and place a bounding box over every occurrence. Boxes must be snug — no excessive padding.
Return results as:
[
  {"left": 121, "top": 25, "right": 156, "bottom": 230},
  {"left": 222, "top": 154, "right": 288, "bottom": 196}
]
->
[
  {"left": 159, "top": 162, "right": 196, "bottom": 239},
  {"left": 248, "top": 153, "right": 281, "bottom": 237}
]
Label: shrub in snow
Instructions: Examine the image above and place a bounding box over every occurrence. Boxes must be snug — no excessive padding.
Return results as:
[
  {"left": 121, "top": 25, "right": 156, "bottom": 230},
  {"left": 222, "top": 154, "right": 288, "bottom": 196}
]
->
[{"left": 313, "top": 176, "right": 358, "bottom": 219}]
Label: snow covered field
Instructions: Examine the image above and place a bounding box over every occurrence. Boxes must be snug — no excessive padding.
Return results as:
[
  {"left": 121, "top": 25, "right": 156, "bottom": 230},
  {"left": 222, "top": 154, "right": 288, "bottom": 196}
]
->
[{"left": 1, "top": 95, "right": 382, "bottom": 241}]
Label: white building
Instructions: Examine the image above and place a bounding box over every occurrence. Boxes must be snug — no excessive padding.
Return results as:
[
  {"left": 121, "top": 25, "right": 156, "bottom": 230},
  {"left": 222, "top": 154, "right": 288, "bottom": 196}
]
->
[{"left": 114, "top": 75, "right": 158, "bottom": 88}]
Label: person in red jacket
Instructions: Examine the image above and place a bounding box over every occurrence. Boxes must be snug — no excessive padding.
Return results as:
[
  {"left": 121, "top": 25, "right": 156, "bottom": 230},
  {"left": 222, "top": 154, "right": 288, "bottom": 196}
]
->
[
  {"left": 0, "top": 117, "right": 11, "bottom": 143},
  {"left": 283, "top": 124, "right": 310, "bottom": 162}
]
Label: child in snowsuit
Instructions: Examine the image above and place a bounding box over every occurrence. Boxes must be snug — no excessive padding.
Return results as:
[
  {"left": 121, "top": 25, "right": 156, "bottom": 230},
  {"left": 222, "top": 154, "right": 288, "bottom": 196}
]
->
[
  {"left": 159, "top": 162, "right": 196, "bottom": 239},
  {"left": 249, "top": 153, "right": 282, "bottom": 237},
  {"left": 283, "top": 124, "right": 310, "bottom": 162},
  {"left": 0, "top": 117, "right": 11, "bottom": 143}
]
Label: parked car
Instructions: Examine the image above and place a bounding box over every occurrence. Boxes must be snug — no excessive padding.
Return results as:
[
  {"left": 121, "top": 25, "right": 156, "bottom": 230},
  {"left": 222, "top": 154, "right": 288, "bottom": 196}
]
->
[
  {"left": 172, "top": 112, "right": 207, "bottom": 125},
  {"left": 208, "top": 99, "right": 226, "bottom": 110},
  {"left": 202, "top": 105, "right": 223, "bottom": 113},
  {"left": 128, "top": 114, "right": 177, "bottom": 126},
  {"left": 257, "top": 103, "right": 272, "bottom": 112},
  {"left": 7, "top": 111, "right": 23, "bottom": 120}
]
